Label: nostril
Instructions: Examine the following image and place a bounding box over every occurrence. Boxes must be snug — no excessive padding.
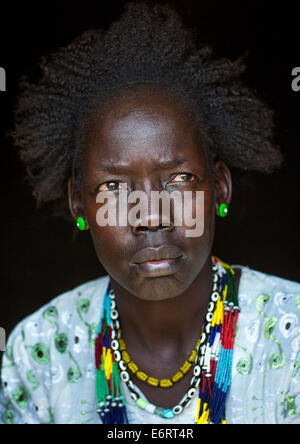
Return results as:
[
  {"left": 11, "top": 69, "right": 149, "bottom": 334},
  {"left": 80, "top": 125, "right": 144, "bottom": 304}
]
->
[
  {"left": 136, "top": 226, "right": 148, "bottom": 232},
  {"left": 133, "top": 223, "right": 174, "bottom": 234}
]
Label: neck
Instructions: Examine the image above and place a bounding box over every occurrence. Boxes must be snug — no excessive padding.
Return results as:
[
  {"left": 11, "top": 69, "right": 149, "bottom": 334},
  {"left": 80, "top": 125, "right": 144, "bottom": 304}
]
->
[{"left": 110, "top": 256, "right": 213, "bottom": 356}]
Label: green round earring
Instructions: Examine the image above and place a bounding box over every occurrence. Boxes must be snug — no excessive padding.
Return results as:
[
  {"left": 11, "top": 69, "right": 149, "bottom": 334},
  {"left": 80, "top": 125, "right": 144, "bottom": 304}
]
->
[
  {"left": 76, "top": 217, "right": 86, "bottom": 231},
  {"left": 218, "top": 203, "right": 228, "bottom": 218}
]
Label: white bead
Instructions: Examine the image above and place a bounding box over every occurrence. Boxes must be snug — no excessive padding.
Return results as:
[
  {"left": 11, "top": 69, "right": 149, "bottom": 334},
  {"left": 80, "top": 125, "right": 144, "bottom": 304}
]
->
[
  {"left": 211, "top": 291, "right": 219, "bottom": 302},
  {"left": 119, "top": 360, "right": 127, "bottom": 371},
  {"left": 187, "top": 388, "right": 197, "bottom": 398},
  {"left": 190, "top": 376, "right": 197, "bottom": 386},
  {"left": 110, "top": 300, "right": 116, "bottom": 310},
  {"left": 200, "top": 332, "right": 206, "bottom": 343},
  {"left": 109, "top": 289, "right": 115, "bottom": 299},
  {"left": 213, "top": 274, "right": 218, "bottom": 282},
  {"left": 111, "top": 309, "right": 119, "bottom": 320},
  {"left": 193, "top": 365, "right": 201, "bottom": 377},
  {"left": 213, "top": 283, "right": 218, "bottom": 292},
  {"left": 195, "top": 355, "right": 201, "bottom": 365},
  {"left": 173, "top": 405, "right": 183, "bottom": 415},
  {"left": 183, "top": 399, "right": 191, "bottom": 408},
  {"left": 112, "top": 320, "right": 120, "bottom": 329},
  {"left": 120, "top": 371, "right": 129, "bottom": 382},
  {"left": 206, "top": 312, "right": 214, "bottom": 323},
  {"left": 205, "top": 323, "right": 211, "bottom": 334},
  {"left": 178, "top": 393, "right": 188, "bottom": 405},
  {"left": 113, "top": 350, "right": 121, "bottom": 361},
  {"left": 127, "top": 380, "right": 134, "bottom": 390},
  {"left": 208, "top": 301, "right": 215, "bottom": 312},
  {"left": 130, "top": 392, "right": 138, "bottom": 402},
  {"left": 111, "top": 339, "right": 119, "bottom": 351}
]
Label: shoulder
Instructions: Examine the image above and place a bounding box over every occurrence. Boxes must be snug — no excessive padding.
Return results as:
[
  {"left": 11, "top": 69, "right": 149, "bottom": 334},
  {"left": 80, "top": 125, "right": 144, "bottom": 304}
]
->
[
  {"left": 232, "top": 263, "right": 300, "bottom": 315},
  {"left": 233, "top": 263, "right": 300, "bottom": 293},
  {"left": 32, "top": 274, "right": 110, "bottom": 320},
  {"left": 7, "top": 274, "right": 110, "bottom": 344},
  {"left": 228, "top": 264, "right": 300, "bottom": 424},
  {"left": 0, "top": 275, "right": 109, "bottom": 424},
  {"left": 232, "top": 263, "right": 300, "bottom": 359},
  {"left": 2, "top": 274, "right": 110, "bottom": 366}
]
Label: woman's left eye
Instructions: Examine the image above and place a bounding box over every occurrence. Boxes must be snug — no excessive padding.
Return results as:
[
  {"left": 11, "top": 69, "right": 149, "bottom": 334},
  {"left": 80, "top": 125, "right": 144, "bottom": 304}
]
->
[{"left": 169, "top": 173, "right": 197, "bottom": 183}]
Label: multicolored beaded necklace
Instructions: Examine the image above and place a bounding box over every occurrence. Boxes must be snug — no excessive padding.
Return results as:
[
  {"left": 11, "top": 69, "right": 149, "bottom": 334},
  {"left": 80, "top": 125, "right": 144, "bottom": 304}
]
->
[{"left": 94, "top": 256, "right": 239, "bottom": 424}]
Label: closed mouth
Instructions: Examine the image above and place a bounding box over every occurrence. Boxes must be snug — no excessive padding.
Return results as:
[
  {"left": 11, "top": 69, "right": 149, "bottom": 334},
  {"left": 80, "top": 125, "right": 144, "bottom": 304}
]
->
[
  {"left": 130, "top": 245, "right": 186, "bottom": 278},
  {"left": 130, "top": 244, "right": 185, "bottom": 265}
]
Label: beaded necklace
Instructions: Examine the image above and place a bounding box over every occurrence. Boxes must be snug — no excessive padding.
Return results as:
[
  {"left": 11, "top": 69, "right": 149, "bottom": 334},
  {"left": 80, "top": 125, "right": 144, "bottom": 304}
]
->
[
  {"left": 94, "top": 256, "right": 239, "bottom": 424},
  {"left": 119, "top": 334, "right": 201, "bottom": 388}
]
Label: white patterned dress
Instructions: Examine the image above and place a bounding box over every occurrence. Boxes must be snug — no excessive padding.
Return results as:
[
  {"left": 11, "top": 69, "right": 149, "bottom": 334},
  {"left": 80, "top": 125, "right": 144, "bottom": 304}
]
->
[{"left": 0, "top": 264, "right": 300, "bottom": 424}]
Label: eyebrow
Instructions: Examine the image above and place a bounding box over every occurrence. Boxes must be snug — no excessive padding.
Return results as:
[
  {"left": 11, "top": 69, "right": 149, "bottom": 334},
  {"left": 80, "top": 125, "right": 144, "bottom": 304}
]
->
[{"left": 98, "top": 158, "right": 188, "bottom": 174}]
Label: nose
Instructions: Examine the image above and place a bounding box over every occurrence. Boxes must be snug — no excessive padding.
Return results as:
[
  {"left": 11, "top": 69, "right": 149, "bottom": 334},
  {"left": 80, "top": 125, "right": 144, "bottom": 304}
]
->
[
  {"left": 129, "top": 178, "right": 176, "bottom": 236},
  {"left": 132, "top": 219, "right": 174, "bottom": 235},
  {"left": 130, "top": 193, "right": 175, "bottom": 236}
]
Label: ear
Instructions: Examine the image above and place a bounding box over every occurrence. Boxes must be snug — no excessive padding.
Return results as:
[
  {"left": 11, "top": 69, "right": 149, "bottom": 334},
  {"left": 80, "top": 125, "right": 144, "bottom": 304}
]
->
[
  {"left": 214, "top": 160, "right": 232, "bottom": 216},
  {"left": 67, "top": 176, "right": 89, "bottom": 230}
]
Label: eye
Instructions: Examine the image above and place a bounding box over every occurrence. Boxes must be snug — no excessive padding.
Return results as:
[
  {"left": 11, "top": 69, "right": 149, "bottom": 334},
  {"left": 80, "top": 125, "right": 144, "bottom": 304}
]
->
[
  {"left": 169, "top": 173, "right": 197, "bottom": 184},
  {"left": 97, "top": 181, "right": 127, "bottom": 192}
]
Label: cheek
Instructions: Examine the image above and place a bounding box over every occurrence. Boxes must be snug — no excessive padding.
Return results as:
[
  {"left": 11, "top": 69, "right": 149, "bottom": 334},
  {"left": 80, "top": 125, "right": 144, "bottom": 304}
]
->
[
  {"left": 89, "top": 225, "right": 131, "bottom": 270},
  {"left": 178, "top": 184, "right": 215, "bottom": 237},
  {"left": 82, "top": 195, "right": 129, "bottom": 267}
]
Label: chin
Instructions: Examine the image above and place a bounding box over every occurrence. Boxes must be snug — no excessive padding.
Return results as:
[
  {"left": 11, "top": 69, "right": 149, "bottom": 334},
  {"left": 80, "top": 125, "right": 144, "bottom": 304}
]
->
[{"left": 133, "top": 275, "right": 186, "bottom": 302}]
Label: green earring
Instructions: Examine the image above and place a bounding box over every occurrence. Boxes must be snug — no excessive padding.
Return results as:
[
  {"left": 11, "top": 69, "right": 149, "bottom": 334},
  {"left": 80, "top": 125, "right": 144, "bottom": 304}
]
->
[
  {"left": 76, "top": 217, "right": 86, "bottom": 231},
  {"left": 218, "top": 203, "right": 228, "bottom": 218}
]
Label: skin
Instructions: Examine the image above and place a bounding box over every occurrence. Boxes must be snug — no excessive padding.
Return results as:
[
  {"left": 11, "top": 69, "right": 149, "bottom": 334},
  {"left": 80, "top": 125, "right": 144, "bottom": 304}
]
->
[{"left": 68, "top": 87, "right": 241, "bottom": 408}]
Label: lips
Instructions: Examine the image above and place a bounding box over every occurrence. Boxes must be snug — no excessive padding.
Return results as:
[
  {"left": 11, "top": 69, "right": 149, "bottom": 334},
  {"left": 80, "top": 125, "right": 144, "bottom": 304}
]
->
[
  {"left": 130, "top": 245, "right": 185, "bottom": 264},
  {"left": 130, "top": 245, "right": 186, "bottom": 278}
]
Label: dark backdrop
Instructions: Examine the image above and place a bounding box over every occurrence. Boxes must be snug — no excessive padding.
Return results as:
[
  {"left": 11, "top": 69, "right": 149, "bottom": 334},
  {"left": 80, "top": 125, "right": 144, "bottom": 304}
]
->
[{"left": 0, "top": 0, "right": 299, "bottom": 337}]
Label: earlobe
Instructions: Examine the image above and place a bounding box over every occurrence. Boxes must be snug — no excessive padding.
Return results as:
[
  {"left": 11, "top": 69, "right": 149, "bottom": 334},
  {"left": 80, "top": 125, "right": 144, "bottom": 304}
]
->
[
  {"left": 217, "top": 203, "right": 229, "bottom": 218},
  {"left": 76, "top": 216, "right": 87, "bottom": 231},
  {"left": 214, "top": 160, "right": 232, "bottom": 217},
  {"left": 67, "top": 177, "right": 89, "bottom": 230}
]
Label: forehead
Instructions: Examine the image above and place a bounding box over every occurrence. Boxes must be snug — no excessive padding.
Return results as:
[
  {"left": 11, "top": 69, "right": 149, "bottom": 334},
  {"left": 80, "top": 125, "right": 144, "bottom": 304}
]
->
[{"left": 83, "top": 88, "right": 208, "bottom": 169}]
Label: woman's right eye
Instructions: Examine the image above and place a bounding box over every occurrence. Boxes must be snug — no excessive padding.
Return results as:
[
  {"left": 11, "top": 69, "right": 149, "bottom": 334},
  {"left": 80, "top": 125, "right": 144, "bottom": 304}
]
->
[{"left": 97, "top": 181, "right": 126, "bottom": 192}]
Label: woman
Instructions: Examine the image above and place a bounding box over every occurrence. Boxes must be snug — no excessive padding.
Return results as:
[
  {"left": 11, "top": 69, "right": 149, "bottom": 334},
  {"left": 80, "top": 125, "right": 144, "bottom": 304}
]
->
[{"left": 0, "top": 2, "right": 299, "bottom": 424}]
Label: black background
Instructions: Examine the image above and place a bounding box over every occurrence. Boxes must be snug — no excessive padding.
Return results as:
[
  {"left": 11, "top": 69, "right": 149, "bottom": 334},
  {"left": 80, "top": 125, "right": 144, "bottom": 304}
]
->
[{"left": 0, "top": 0, "right": 299, "bottom": 337}]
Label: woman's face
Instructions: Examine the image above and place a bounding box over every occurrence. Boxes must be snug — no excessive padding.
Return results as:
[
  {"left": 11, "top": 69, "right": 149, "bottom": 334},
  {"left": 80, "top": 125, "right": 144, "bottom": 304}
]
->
[{"left": 69, "top": 88, "right": 231, "bottom": 301}]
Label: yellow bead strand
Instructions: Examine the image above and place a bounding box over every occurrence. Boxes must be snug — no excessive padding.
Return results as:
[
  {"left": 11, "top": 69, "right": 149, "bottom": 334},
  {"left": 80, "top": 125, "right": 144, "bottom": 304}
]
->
[{"left": 119, "top": 330, "right": 201, "bottom": 388}]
